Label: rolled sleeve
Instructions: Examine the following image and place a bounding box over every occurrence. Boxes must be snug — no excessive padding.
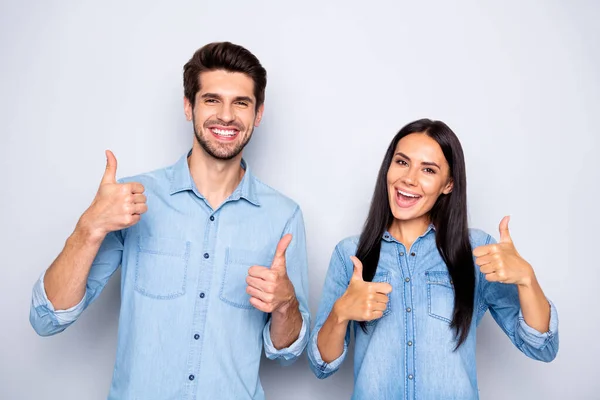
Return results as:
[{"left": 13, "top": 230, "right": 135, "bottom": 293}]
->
[
  {"left": 30, "top": 271, "right": 88, "bottom": 335},
  {"left": 307, "top": 242, "right": 353, "bottom": 379},
  {"left": 29, "top": 230, "right": 124, "bottom": 337},
  {"left": 516, "top": 299, "right": 559, "bottom": 353},
  {"left": 263, "top": 313, "right": 309, "bottom": 363},
  {"left": 307, "top": 325, "right": 348, "bottom": 379}
]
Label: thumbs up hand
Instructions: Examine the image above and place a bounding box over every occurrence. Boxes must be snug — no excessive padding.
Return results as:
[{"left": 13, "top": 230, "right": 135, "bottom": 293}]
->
[
  {"left": 79, "top": 150, "right": 147, "bottom": 240},
  {"left": 332, "top": 256, "right": 393, "bottom": 323},
  {"left": 246, "top": 234, "right": 297, "bottom": 314},
  {"left": 473, "top": 216, "right": 535, "bottom": 287}
]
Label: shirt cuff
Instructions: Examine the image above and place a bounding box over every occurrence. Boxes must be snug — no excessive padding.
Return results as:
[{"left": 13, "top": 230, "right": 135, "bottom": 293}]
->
[
  {"left": 263, "top": 313, "right": 308, "bottom": 362},
  {"left": 307, "top": 326, "right": 347, "bottom": 379},
  {"left": 32, "top": 271, "right": 87, "bottom": 326},
  {"left": 516, "top": 299, "right": 559, "bottom": 350}
]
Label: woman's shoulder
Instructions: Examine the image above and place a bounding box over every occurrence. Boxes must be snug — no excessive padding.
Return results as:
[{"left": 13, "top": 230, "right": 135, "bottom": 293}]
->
[
  {"left": 468, "top": 228, "right": 496, "bottom": 248},
  {"left": 334, "top": 235, "right": 360, "bottom": 256}
]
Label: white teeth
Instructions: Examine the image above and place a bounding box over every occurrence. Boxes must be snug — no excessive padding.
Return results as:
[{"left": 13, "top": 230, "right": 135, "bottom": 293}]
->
[
  {"left": 212, "top": 128, "right": 237, "bottom": 136},
  {"left": 398, "top": 190, "right": 420, "bottom": 198}
]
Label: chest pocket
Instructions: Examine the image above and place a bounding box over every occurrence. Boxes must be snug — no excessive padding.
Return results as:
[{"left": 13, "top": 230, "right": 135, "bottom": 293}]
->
[
  {"left": 365, "top": 271, "right": 392, "bottom": 327},
  {"left": 426, "top": 271, "right": 455, "bottom": 323},
  {"left": 134, "top": 236, "right": 190, "bottom": 299},
  {"left": 220, "top": 248, "right": 272, "bottom": 309}
]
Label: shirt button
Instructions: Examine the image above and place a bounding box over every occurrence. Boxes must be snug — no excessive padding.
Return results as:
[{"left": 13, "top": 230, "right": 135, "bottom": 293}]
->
[
  {"left": 203, "top": 253, "right": 209, "bottom": 259},
  {"left": 199, "top": 292, "right": 205, "bottom": 298},
  {"left": 209, "top": 216, "right": 215, "bottom": 221},
  {"left": 194, "top": 334, "right": 200, "bottom": 340},
  {"left": 408, "top": 341, "right": 413, "bottom": 346},
  {"left": 408, "top": 374, "right": 414, "bottom": 380},
  {"left": 406, "top": 307, "right": 412, "bottom": 313},
  {"left": 188, "top": 374, "right": 195, "bottom": 381},
  {"left": 400, "top": 252, "right": 405, "bottom": 256},
  {"left": 410, "top": 252, "right": 416, "bottom": 256},
  {"left": 405, "top": 277, "right": 410, "bottom": 282}
]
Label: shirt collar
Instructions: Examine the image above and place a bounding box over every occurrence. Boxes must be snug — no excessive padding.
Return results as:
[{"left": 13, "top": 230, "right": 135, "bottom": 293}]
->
[
  {"left": 381, "top": 223, "right": 436, "bottom": 243},
  {"left": 169, "top": 150, "right": 261, "bottom": 206}
]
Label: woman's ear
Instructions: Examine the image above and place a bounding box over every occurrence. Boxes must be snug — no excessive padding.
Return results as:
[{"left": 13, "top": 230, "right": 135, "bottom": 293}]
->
[{"left": 442, "top": 179, "right": 454, "bottom": 195}]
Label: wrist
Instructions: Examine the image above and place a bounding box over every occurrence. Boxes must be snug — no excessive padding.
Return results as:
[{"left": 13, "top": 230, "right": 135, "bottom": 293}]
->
[
  {"left": 331, "top": 300, "right": 349, "bottom": 325},
  {"left": 517, "top": 270, "right": 537, "bottom": 289},
  {"left": 273, "top": 295, "right": 298, "bottom": 317},
  {"left": 75, "top": 214, "right": 107, "bottom": 245}
]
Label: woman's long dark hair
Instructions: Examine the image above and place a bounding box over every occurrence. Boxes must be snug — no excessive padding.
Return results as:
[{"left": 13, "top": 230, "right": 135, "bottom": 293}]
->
[{"left": 356, "top": 118, "right": 474, "bottom": 348}]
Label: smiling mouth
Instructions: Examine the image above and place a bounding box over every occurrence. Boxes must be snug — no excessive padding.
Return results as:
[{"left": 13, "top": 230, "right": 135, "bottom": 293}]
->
[
  {"left": 395, "top": 188, "right": 422, "bottom": 208},
  {"left": 210, "top": 127, "right": 239, "bottom": 140}
]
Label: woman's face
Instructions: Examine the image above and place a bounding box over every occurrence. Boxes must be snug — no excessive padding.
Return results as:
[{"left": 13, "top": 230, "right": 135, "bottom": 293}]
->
[{"left": 387, "top": 132, "right": 454, "bottom": 224}]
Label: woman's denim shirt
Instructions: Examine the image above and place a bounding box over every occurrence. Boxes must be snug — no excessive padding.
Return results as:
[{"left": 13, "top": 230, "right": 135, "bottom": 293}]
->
[{"left": 308, "top": 227, "right": 559, "bottom": 400}]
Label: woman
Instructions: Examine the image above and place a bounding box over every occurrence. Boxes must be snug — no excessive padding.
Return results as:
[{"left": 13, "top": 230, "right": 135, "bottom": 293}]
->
[{"left": 308, "top": 119, "right": 558, "bottom": 399}]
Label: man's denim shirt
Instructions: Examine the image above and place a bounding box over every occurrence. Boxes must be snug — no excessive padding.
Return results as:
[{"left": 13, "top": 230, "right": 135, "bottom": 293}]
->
[{"left": 30, "top": 152, "right": 310, "bottom": 400}]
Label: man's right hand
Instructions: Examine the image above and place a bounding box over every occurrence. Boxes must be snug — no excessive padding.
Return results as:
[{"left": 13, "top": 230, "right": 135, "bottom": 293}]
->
[{"left": 78, "top": 150, "right": 147, "bottom": 240}]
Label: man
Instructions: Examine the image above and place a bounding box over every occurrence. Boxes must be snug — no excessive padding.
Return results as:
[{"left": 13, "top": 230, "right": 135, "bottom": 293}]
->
[{"left": 30, "top": 42, "right": 310, "bottom": 400}]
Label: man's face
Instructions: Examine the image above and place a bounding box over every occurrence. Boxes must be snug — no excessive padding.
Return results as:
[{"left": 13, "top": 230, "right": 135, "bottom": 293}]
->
[{"left": 184, "top": 69, "right": 264, "bottom": 160}]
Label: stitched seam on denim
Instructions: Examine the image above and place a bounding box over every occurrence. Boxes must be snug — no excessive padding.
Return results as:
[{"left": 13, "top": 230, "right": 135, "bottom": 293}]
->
[
  {"left": 395, "top": 242, "right": 410, "bottom": 400},
  {"left": 365, "top": 272, "right": 391, "bottom": 326},
  {"left": 186, "top": 210, "right": 215, "bottom": 399},
  {"left": 134, "top": 238, "right": 189, "bottom": 299},
  {"left": 478, "top": 234, "right": 494, "bottom": 314},
  {"left": 334, "top": 245, "right": 349, "bottom": 283},
  {"left": 409, "top": 249, "right": 417, "bottom": 400},
  {"left": 219, "top": 248, "right": 255, "bottom": 309},
  {"left": 427, "top": 271, "right": 453, "bottom": 323},
  {"left": 137, "top": 249, "right": 184, "bottom": 257},
  {"left": 518, "top": 317, "right": 550, "bottom": 350},
  {"left": 282, "top": 205, "right": 301, "bottom": 235}
]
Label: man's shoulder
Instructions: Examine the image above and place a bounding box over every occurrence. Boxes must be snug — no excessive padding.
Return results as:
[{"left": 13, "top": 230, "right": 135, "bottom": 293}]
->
[
  {"left": 250, "top": 174, "right": 300, "bottom": 213},
  {"left": 117, "top": 164, "right": 175, "bottom": 192}
]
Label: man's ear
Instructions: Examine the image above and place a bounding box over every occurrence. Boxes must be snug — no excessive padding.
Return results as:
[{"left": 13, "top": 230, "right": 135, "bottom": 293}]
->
[
  {"left": 254, "top": 104, "right": 265, "bottom": 127},
  {"left": 184, "top": 96, "right": 193, "bottom": 121}
]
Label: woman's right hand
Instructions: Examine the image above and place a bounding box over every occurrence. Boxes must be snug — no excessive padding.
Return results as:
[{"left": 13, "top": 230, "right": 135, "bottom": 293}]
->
[{"left": 333, "top": 256, "right": 392, "bottom": 323}]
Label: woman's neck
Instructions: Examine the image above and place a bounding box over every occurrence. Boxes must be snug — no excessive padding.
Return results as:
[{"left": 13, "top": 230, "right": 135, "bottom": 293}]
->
[{"left": 388, "top": 216, "right": 431, "bottom": 250}]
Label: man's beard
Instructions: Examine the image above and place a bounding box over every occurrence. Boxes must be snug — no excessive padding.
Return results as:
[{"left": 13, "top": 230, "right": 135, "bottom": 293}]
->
[{"left": 193, "top": 116, "right": 254, "bottom": 161}]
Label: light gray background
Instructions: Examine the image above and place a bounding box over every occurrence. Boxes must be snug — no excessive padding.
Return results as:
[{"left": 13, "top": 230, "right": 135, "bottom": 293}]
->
[{"left": 1, "top": 1, "right": 598, "bottom": 399}]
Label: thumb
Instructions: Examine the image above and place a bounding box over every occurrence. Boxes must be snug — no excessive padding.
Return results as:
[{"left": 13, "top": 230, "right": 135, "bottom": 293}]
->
[
  {"left": 101, "top": 150, "right": 118, "bottom": 184},
  {"left": 350, "top": 256, "right": 364, "bottom": 281},
  {"left": 499, "top": 215, "right": 512, "bottom": 243},
  {"left": 271, "top": 234, "right": 292, "bottom": 271}
]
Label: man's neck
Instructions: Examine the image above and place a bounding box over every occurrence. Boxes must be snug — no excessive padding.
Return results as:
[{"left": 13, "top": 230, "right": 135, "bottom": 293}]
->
[{"left": 188, "top": 142, "right": 245, "bottom": 209}]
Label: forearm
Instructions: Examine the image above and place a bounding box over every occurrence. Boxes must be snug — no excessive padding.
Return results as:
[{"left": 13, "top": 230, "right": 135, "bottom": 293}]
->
[
  {"left": 316, "top": 303, "right": 349, "bottom": 363},
  {"left": 270, "top": 297, "right": 303, "bottom": 349},
  {"left": 44, "top": 220, "right": 105, "bottom": 310},
  {"left": 517, "top": 277, "right": 551, "bottom": 333}
]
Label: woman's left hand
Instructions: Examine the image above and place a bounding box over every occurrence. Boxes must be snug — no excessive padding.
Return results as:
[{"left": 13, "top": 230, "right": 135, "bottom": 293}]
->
[{"left": 473, "top": 216, "right": 536, "bottom": 287}]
